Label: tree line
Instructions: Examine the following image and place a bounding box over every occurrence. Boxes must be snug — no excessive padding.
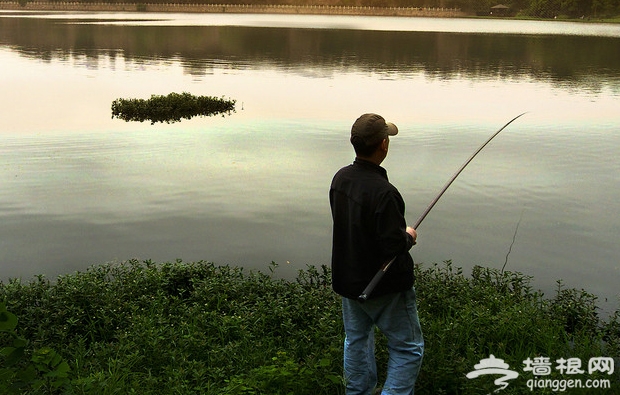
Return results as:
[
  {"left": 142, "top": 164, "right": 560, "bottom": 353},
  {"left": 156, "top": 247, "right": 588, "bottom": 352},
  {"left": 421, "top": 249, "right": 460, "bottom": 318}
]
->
[{"left": 12, "top": 0, "right": 620, "bottom": 18}]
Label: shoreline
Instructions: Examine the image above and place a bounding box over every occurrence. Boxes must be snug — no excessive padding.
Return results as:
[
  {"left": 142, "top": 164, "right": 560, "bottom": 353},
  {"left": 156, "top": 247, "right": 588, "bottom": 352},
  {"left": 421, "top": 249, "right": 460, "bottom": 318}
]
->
[
  {"left": 0, "top": 2, "right": 467, "bottom": 17},
  {"left": 3, "top": 2, "right": 617, "bottom": 22}
]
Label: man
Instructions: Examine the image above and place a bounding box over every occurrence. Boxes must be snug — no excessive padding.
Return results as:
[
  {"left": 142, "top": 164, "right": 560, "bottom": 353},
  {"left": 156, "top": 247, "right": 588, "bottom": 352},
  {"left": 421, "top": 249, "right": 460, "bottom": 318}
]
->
[{"left": 329, "top": 113, "right": 424, "bottom": 395}]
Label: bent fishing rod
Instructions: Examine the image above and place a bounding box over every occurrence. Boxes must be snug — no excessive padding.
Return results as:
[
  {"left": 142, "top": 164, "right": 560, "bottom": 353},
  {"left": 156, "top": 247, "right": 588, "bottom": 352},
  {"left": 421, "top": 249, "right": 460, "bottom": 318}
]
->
[{"left": 357, "top": 112, "right": 526, "bottom": 302}]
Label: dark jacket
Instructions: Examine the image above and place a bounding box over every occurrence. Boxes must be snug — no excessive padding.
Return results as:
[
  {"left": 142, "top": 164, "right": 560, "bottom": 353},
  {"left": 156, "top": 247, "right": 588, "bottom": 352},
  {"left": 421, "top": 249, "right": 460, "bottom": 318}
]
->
[{"left": 330, "top": 158, "right": 415, "bottom": 300}]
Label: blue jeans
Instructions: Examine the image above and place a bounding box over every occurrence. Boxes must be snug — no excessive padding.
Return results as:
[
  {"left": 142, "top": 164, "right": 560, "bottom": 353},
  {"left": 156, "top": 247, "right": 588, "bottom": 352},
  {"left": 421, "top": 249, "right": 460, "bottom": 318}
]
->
[{"left": 342, "top": 288, "right": 424, "bottom": 395}]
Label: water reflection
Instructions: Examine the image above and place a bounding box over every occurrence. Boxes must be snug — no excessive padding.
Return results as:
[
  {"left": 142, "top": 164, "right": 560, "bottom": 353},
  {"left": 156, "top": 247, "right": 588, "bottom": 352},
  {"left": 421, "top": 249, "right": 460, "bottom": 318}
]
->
[{"left": 2, "top": 14, "right": 620, "bottom": 92}]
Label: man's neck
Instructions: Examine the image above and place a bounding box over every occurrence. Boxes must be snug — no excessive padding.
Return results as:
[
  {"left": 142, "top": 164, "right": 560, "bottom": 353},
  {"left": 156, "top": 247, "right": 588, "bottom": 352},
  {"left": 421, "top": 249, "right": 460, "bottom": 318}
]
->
[{"left": 356, "top": 155, "right": 384, "bottom": 166}]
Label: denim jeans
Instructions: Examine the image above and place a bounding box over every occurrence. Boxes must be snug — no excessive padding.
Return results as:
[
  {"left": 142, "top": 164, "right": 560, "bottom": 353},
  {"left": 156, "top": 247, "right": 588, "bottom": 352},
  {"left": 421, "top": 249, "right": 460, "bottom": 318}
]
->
[{"left": 341, "top": 288, "right": 424, "bottom": 395}]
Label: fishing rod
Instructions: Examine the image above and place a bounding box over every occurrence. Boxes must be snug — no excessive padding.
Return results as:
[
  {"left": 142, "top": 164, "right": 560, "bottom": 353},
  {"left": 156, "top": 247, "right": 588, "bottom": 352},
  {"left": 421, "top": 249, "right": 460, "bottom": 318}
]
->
[{"left": 357, "top": 113, "right": 526, "bottom": 302}]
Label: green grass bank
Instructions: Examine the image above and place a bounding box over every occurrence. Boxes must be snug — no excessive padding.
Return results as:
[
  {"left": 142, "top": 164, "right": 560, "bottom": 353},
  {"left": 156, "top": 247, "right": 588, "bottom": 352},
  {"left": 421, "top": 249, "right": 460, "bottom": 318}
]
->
[{"left": 1, "top": 260, "right": 619, "bottom": 394}]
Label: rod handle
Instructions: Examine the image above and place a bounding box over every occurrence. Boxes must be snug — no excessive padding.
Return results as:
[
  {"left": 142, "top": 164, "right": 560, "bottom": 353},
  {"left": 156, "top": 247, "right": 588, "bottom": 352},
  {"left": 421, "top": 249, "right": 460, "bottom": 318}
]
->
[
  {"left": 358, "top": 270, "right": 385, "bottom": 302},
  {"left": 357, "top": 257, "right": 396, "bottom": 302}
]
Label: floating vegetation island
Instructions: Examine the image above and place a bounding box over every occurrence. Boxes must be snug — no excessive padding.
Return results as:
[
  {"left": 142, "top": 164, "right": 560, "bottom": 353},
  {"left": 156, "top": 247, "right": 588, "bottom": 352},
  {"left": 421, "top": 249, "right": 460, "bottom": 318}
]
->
[{"left": 111, "top": 92, "right": 236, "bottom": 124}]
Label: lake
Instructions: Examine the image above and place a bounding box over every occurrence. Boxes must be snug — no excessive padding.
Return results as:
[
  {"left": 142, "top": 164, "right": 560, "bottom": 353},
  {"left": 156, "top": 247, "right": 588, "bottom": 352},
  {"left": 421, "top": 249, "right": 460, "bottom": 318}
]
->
[{"left": 1, "top": 11, "right": 619, "bottom": 314}]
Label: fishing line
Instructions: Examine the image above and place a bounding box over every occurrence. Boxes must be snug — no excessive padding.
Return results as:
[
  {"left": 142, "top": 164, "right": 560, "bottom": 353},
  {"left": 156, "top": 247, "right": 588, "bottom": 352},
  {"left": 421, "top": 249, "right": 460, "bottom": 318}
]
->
[{"left": 502, "top": 207, "right": 526, "bottom": 274}]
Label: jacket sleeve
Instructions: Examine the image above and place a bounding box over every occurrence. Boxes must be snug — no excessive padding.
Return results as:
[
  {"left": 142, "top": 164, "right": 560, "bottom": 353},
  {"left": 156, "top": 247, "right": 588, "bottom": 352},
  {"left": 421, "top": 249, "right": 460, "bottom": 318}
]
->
[{"left": 374, "top": 190, "right": 413, "bottom": 261}]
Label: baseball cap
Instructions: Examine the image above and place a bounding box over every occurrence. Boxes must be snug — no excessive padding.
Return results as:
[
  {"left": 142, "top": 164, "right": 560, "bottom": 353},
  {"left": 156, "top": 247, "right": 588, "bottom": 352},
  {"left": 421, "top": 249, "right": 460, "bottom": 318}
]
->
[{"left": 350, "top": 113, "right": 399, "bottom": 146}]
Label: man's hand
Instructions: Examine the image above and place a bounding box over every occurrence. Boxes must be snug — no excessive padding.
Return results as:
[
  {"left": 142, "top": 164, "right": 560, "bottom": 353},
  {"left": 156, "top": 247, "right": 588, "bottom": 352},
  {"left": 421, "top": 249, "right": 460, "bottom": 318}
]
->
[{"left": 406, "top": 227, "right": 417, "bottom": 244}]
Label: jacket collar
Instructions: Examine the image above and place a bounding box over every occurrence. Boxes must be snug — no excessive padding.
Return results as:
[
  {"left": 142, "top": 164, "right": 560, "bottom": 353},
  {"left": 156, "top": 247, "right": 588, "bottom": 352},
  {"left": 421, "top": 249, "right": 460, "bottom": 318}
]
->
[{"left": 354, "top": 157, "right": 388, "bottom": 180}]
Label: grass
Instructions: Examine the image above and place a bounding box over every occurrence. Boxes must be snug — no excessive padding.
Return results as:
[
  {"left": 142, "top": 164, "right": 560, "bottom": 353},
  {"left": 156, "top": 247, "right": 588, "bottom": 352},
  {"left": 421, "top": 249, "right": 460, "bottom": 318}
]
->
[{"left": 1, "top": 259, "right": 618, "bottom": 394}]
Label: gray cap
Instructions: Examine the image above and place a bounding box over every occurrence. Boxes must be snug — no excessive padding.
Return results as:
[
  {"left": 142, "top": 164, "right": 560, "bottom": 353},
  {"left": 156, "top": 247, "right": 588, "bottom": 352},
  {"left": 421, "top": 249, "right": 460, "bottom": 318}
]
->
[{"left": 350, "top": 113, "right": 398, "bottom": 146}]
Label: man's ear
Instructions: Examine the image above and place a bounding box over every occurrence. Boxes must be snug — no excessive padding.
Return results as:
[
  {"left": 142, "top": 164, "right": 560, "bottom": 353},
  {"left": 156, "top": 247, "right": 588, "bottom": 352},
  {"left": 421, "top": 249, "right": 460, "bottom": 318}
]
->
[{"left": 380, "top": 138, "right": 389, "bottom": 152}]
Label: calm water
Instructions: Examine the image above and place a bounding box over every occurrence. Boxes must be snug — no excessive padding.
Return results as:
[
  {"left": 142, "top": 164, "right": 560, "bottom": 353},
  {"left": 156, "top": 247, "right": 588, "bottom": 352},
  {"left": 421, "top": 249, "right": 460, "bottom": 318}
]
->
[{"left": 1, "top": 11, "right": 619, "bottom": 313}]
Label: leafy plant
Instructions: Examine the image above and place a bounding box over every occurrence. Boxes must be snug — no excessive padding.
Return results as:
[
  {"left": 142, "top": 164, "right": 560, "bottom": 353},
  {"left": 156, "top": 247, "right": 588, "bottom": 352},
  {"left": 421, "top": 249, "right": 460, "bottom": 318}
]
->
[
  {"left": 111, "top": 92, "right": 236, "bottom": 124},
  {"left": 548, "top": 280, "right": 601, "bottom": 335},
  {"left": 0, "top": 302, "right": 71, "bottom": 393},
  {"left": 0, "top": 260, "right": 618, "bottom": 394},
  {"left": 222, "top": 351, "right": 343, "bottom": 395}
]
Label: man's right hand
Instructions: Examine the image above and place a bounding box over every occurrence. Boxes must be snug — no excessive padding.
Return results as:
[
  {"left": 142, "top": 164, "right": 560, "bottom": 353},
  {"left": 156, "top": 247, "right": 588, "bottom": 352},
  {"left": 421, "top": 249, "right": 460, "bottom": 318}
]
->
[{"left": 406, "top": 226, "right": 417, "bottom": 244}]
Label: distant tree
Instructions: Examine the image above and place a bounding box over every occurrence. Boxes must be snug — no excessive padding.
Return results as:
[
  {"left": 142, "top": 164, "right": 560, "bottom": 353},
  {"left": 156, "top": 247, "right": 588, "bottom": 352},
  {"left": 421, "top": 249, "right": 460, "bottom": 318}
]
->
[
  {"left": 510, "top": 0, "right": 531, "bottom": 13},
  {"left": 471, "top": 0, "right": 494, "bottom": 14},
  {"left": 526, "top": 0, "right": 561, "bottom": 16},
  {"left": 560, "top": 0, "right": 591, "bottom": 16},
  {"left": 592, "top": 0, "right": 619, "bottom": 16}
]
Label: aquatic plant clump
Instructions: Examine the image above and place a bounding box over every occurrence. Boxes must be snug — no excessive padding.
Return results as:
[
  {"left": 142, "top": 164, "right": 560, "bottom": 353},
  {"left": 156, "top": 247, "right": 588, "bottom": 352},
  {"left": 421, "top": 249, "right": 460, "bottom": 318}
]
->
[{"left": 111, "top": 92, "right": 236, "bottom": 124}]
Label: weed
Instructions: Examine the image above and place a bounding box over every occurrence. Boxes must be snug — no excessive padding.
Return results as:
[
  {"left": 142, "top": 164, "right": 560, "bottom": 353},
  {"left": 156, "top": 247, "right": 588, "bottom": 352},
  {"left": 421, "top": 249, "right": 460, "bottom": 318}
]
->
[{"left": 0, "top": 260, "right": 618, "bottom": 394}]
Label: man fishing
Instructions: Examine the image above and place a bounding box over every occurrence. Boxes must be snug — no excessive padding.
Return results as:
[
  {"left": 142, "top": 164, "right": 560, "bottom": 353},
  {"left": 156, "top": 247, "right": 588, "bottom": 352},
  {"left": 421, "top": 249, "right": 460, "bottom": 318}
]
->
[{"left": 329, "top": 113, "right": 424, "bottom": 395}]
